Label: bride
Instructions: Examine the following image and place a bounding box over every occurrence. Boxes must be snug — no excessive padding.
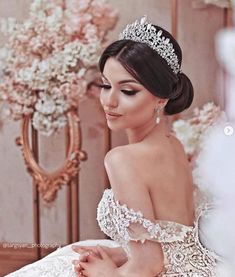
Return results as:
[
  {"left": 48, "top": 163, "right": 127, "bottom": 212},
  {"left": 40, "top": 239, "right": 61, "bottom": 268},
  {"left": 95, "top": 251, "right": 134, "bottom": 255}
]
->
[{"left": 7, "top": 16, "right": 222, "bottom": 277}]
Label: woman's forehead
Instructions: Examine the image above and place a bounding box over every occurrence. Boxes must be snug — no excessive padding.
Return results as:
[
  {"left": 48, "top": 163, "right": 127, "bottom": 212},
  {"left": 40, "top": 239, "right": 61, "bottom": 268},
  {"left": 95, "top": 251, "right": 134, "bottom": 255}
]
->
[{"left": 102, "top": 58, "right": 139, "bottom": 84}]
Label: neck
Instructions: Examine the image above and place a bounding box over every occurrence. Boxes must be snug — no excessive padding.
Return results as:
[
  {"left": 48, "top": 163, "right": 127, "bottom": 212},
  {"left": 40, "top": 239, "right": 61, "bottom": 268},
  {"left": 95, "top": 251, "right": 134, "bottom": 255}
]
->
[{"left": 125, "top": 116, "right": 170, "bottom": 144}]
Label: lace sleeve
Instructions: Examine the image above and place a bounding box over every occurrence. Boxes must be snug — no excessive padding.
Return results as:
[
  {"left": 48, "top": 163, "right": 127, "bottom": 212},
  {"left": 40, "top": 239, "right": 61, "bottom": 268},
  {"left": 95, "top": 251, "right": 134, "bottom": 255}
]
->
[{"left": 97, "top": 189, "right": 192, "bottom": 256}]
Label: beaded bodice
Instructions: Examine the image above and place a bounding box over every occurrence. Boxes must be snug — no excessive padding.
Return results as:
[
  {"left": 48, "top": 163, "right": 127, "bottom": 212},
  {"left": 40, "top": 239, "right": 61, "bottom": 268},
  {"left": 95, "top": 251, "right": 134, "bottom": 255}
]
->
[{"left": 96, "top": 188, "right": 218, "bottom": 276}]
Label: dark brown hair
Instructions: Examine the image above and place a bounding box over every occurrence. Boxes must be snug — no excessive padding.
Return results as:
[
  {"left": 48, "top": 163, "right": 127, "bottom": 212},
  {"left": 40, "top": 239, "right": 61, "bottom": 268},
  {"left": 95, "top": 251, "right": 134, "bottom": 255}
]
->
[{"left": 98, "top": 25, "right": 194, "bottom": 115}]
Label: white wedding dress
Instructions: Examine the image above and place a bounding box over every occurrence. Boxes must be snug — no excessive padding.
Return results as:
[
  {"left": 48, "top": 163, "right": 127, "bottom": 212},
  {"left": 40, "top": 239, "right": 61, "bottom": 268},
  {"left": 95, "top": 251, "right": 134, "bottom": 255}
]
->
[
  {"left": 6, "top": 114, "right": 235, "bottom": 277},
  {"left": 5, "top": 189, "right": 218, "bottom": 277}
]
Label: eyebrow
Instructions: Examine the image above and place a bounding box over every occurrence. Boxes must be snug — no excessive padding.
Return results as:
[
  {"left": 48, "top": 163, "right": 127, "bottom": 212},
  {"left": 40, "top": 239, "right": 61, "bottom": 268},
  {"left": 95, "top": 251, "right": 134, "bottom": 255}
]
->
[{"left": 101, "top": 74, "right": 140, "bottom": 84}]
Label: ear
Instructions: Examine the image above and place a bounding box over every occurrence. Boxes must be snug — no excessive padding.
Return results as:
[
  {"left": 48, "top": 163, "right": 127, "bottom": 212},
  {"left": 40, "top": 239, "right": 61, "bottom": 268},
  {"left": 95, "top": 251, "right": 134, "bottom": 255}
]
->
[{"left": 155, "top": 98, "right": 168, "bottom": 109}]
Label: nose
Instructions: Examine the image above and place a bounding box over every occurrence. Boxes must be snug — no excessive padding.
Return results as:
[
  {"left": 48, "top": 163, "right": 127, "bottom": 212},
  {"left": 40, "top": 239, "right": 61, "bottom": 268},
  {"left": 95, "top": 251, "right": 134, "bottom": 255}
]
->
[{"left": 101, "top": 89, "right": 118, "bottom": 108}]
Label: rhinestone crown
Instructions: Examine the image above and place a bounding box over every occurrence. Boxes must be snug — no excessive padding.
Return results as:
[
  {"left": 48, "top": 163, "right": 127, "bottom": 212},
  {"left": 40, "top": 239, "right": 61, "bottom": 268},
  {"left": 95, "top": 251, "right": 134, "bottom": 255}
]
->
[{"left": 119, "top": 16, "right": 181, "bottom": 74}]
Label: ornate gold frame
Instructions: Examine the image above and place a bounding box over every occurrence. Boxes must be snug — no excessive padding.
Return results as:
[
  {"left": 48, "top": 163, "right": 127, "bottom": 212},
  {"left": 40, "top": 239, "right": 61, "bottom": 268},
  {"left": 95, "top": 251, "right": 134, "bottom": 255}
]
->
[{"left": 16, "top": 109, "right": 87, "bottom": 202}]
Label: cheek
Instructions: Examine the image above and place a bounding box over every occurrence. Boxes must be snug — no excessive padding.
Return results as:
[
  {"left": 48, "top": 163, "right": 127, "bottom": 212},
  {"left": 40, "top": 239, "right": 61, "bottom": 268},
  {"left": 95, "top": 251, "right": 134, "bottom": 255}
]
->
[{"left": 121, "top": 96, "right": 155, "bottom": 123}]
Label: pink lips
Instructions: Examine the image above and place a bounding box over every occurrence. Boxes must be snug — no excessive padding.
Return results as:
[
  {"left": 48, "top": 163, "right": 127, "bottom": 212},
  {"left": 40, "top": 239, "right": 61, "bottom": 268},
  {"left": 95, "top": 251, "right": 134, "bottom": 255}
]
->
[{"left": 104, "top": 110, "right": 122, "bottom": 120}]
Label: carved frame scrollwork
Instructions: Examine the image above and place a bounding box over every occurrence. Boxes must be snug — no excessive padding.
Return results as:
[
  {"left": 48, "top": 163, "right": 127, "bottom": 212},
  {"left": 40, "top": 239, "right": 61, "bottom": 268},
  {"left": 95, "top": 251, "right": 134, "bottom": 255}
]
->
[{"left": 16, "top": 109, "right": 87, "bottom": 202}]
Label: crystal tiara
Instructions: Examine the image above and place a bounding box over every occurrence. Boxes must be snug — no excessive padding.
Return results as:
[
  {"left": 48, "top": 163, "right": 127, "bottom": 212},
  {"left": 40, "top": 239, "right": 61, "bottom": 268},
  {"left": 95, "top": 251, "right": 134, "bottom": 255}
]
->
[{"left": 118, "top": 16, "right": 181, "bottom": 74}]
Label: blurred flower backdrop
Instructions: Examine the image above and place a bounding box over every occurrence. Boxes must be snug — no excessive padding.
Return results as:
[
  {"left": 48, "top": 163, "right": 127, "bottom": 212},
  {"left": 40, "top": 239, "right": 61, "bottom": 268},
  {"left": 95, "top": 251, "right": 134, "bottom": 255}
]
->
[
  {"left": 172, "top": 102, "right": 222, "bottom": 167},
  {"left": 192, "top": 0, "right": 231, "bottom": 8},
  {"left": 0, "top": 0, "right": 118, "bottom": 136}
]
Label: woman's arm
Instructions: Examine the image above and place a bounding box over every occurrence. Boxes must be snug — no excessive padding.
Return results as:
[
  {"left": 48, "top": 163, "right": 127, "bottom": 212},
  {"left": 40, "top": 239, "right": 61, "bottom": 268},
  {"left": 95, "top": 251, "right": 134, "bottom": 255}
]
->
[
  {"left": 115, "top": 241, "right": 164, "bottom": 277},
  {"left": 110, "top": 246, "right": 128, "bottom": 267}
]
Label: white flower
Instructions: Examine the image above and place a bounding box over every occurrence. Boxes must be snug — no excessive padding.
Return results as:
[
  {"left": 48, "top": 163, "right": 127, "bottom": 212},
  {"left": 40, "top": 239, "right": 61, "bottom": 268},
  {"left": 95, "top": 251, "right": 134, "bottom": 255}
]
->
[
  {"left": 17, "top": 68, "right": 35, "bottom": 83},
  {"left": 173, "top": 120, "right": 200, "bottom": 155},
  {"left": 77, "top": 68, "right": 86, "bottom": 78},
  {"left": 46, "top": 7, "right": 63, "bottom": 32},
  {"left": 38, "top": 60, "right": 50, "bottom": 73},
  {"left": 35, "top": 98, "right": 56, "bottom": 115},
  {"left": 173, "top": 102, "right": 221, "bottom": 156},
  {"left": 32, "top": 111, "right": 67, "bottom": 136}
]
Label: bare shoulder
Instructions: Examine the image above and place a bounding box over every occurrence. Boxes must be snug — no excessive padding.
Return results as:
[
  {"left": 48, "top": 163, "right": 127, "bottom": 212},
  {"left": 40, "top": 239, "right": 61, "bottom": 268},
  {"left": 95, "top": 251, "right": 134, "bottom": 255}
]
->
[
  {"left": 104, "top": 145, "right": 142, "bottom": 185},
  {"left": 104, "top": 144, "right": 163, "bottom": 173},
  {"left": 104, "top": 143, "right": 169, "bottom": 190},
  {"left": 104, "top": 145, "right": 139, "bottom": 168},
  {"left": 104, "top": 145, "right": 157, "bottom": 220}
]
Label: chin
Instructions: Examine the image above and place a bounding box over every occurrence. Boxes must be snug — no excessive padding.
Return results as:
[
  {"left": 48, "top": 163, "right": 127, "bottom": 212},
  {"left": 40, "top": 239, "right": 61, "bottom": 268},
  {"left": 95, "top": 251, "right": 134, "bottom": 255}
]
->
[{"left": 106, "top": 121, "right": 126, "bottom": 132}]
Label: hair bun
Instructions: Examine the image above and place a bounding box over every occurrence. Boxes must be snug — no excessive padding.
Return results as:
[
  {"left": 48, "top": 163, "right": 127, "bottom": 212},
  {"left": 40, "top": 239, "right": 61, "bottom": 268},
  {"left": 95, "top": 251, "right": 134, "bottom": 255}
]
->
[{"left": 164, "top": 72, "right": 194, "bottom": 115}]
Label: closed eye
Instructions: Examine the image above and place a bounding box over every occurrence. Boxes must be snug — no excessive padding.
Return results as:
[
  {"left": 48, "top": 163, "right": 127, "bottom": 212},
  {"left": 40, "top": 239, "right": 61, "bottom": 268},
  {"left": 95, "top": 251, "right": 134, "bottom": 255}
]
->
[
  {"left": 121, "top": 89, "right": 138, "bottom": 96},
  {"left": 97, "top": 84, "right": 139, "bottom": 96}
]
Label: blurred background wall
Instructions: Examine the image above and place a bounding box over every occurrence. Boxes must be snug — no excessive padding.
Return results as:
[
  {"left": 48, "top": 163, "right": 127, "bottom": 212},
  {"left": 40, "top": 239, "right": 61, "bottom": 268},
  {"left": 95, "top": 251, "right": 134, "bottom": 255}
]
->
[{"left": 0, "top": 0, "right": 231, "bottom": 275}]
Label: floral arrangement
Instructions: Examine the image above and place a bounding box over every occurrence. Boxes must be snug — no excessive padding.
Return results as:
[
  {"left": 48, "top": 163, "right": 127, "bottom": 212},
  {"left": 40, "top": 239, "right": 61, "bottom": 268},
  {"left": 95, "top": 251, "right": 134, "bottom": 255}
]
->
[
  {"left": 0, "top": 0, "right": 117, "bottom": 136},
  {"left": 192, "top": 0, "right": 232, "bottom": 8},
  {"left": 172, "top": 102, "right": 222, "bottom": 163}
]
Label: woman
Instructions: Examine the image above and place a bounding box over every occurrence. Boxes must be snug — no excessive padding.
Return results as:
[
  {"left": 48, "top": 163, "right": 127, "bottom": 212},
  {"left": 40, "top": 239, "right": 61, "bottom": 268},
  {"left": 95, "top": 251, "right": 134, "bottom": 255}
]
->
[{"left": 7, "top": 16, "right": 218, "bottom": 277}]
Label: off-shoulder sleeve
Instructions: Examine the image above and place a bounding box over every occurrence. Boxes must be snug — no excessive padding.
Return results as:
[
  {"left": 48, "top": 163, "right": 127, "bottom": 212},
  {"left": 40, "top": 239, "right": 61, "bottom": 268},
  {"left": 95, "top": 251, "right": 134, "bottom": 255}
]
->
[{"left": 97, "top": 189, "right": 192, "bottom": 256}]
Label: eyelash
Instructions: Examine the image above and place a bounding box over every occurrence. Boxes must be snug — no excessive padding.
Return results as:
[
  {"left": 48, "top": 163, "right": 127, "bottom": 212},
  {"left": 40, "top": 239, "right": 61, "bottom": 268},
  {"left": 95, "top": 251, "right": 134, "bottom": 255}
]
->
[{"left": 97, "top": 84, "right": 139, "bottom": 96}]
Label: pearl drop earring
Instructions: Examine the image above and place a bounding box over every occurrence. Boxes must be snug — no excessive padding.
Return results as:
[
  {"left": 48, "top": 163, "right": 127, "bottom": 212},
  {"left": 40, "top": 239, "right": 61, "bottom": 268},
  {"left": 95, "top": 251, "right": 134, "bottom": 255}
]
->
[{"left": 156, "top": 107, "right": 161, "bottom": 124}]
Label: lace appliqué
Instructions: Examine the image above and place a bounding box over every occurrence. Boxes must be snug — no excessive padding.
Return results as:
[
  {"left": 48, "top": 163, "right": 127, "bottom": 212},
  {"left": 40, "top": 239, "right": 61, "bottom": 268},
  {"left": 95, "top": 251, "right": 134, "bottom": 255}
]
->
[
  {"left": 96, "top": 188, "right": 218, "bottom": 276},
  {"left": 97, "top": 189, "right": 191, "bottom": 252}
]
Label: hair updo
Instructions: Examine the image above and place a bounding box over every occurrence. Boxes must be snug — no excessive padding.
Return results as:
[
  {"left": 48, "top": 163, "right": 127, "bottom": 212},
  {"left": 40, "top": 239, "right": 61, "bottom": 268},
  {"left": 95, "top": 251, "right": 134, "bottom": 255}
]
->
[{"left": 98, "top": 25, "right": 194, "bottom": 115}]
